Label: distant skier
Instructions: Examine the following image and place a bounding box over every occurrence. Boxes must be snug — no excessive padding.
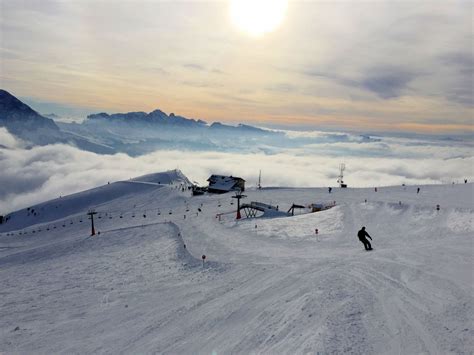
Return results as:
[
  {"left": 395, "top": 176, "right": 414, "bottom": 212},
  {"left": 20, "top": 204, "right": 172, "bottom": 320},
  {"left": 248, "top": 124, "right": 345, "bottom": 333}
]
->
[
  {"left": 328, "top": 187, "right": 332, "bottom": 193},
  {"left": 417, "top": 187, "right": 420, "bottom": 194},
  {"left": 357, "top": 226, "right": 373, "bottom": 251}
]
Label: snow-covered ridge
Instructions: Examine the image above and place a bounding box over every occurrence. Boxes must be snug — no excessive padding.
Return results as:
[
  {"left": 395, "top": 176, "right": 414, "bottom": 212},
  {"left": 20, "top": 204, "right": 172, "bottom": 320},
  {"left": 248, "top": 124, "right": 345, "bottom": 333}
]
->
[{"left": 0, "top": 169, "right": 190, "bottom": 232}]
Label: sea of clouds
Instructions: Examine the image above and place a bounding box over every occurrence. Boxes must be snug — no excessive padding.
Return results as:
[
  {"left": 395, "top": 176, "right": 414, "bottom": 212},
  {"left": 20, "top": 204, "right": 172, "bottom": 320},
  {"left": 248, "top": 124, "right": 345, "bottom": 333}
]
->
[{"left": 0, "top": 127, "right": 472, "bottom": 213}]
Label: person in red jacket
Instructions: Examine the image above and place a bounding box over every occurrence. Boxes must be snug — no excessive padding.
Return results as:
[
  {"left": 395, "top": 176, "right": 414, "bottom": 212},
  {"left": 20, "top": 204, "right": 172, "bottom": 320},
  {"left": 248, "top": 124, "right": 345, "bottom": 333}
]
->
[{"left": 357, "top": 226, "right": 373, "bottom": 251}]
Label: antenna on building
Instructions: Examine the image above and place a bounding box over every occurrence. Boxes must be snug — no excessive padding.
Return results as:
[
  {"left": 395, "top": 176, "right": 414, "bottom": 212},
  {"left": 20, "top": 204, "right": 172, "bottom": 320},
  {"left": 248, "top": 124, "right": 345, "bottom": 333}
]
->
[
  {"left": 337, "top": 163, "right": 347, "bottom": 188},
  {"left": 258, "top": 170, "right": 262, "bottom": 189}
]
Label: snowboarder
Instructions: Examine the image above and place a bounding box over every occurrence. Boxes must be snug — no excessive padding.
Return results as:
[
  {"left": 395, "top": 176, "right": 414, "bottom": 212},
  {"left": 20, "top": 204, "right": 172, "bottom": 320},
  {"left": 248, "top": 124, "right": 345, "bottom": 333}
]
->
[{"left": 357, "top": 226, "right": 373, "bottom": 251}]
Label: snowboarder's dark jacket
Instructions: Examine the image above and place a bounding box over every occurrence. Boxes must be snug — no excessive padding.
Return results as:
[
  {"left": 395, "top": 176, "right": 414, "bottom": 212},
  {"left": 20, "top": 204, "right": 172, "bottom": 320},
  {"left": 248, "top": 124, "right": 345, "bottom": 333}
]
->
[{"left": 358, "top": 229, "right": 372, "bottom": 241}]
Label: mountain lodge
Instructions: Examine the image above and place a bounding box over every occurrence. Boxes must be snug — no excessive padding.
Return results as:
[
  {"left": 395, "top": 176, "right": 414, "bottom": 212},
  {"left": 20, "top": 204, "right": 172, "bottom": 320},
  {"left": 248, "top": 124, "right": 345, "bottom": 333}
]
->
[{"left": 207, "top": 175, "right": 245, "bottom": 194}]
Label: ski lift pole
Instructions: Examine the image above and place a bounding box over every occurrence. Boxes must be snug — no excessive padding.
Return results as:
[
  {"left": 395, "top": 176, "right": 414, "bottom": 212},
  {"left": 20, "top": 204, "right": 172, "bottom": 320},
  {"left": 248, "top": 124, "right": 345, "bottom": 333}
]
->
[
  {"left": 232, "top": 190, "right": 247, "bottom": 220},
  {"left": 87, "top": 210, "right": 98, "bottom": 236}
]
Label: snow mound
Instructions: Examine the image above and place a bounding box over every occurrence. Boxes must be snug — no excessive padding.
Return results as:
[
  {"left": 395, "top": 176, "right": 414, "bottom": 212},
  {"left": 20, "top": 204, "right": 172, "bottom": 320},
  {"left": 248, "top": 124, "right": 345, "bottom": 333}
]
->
[
  {"left": 236, "top": 206, "right": 344, "bottom": 240},
  {"left": 131, "top": 169, "right": 191, "bottom": 185}
]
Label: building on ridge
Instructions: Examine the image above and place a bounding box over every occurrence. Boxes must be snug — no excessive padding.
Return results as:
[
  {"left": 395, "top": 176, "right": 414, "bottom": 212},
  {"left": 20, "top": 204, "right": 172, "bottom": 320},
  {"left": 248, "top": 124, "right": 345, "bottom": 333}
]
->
[{"left": 207, "top": 175, "right": 245, "bottom": 194}]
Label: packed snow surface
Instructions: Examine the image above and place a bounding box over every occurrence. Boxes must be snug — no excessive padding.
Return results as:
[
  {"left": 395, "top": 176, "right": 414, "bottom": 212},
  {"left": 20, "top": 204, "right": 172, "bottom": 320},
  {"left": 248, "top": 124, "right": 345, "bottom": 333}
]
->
[{"left": 0, "top": 170, "right": 472, "bottom": 354}]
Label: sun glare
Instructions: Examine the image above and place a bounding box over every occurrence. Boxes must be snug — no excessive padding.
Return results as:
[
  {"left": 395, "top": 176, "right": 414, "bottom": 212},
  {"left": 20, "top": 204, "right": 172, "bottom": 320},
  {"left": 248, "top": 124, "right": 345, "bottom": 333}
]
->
[{"left": 229, "top": 0, "right": 288, "bottom": 37}]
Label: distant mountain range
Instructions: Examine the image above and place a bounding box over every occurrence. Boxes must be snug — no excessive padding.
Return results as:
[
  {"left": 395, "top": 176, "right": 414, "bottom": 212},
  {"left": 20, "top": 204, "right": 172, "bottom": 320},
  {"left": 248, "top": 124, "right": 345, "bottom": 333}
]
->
[
  {"left": 0, "top": 89, "right": 280, "bottom": 155},
  {"left": 85, "top": 110, "right": 269, "bottom": 134},
  {"left": 87, "top": 110, "right": 207, "bottom": 127}
]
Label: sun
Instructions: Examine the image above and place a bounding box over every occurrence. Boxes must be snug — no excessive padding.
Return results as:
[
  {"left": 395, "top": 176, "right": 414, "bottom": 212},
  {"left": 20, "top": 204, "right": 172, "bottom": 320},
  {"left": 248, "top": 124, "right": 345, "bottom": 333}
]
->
[{"left": 229, "top": 0, "right": 288, "bottom": 37}]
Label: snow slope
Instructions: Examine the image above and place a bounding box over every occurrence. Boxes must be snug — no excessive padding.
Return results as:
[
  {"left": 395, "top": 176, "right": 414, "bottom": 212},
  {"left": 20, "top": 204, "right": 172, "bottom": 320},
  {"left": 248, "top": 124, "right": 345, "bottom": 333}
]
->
[
  {"left": 0, "top": 172, "right": 472, "bottom": 354},
  {"left": 0, "top": 169, "right": 190, "bottom": 231}
]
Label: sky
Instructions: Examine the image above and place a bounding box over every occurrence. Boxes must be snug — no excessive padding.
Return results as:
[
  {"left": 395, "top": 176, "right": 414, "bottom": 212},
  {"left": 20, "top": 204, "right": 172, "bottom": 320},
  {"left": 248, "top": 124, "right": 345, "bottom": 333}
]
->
[{"left": 0, "top": 0, "right": 472, "bottom": 134}]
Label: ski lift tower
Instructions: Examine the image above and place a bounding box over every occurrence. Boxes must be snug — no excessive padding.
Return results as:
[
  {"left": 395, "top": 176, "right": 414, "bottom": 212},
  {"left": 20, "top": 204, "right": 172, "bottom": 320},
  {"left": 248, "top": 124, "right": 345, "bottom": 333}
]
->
[
  {"left": 87, "top": 209, "right": 98, "bottom": 236},
  {"left": 232, "top": 189, "right": 247, "bottom": 220},
  {"left": 337, "top": 163, "right": 347, "bottom": 188}
]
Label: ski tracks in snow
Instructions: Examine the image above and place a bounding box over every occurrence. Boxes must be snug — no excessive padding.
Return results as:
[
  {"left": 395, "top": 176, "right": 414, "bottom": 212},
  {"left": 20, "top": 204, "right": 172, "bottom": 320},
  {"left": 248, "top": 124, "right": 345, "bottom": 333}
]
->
[{"left": 346, "top": 256, "right": 473, "bottom": 354}]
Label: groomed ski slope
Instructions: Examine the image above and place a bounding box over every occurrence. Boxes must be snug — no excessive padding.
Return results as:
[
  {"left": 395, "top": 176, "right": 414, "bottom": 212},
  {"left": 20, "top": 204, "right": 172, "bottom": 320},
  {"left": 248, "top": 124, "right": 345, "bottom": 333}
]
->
[{"left": 0, "top": 170, "right": 472, "bottom": 354}]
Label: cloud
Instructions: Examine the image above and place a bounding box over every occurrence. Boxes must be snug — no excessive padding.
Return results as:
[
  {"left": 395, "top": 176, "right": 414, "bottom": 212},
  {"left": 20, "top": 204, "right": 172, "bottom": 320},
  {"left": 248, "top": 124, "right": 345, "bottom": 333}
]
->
[
  {"left": 182, "top": 63, "right": 206, "bottom": 71},
  {"left": 265, "top": 83, "right": 297, "bottom": 93},
  {"left": 359, "top": 66, "right": 417, "bottom": 99},
  {"left": 181, "top": 63, "right": 225, "bottom": 77},
  {"left": 0, "top": 130, "right": 472, "bottom": 214},
  {"left": 300, "top": 65, "right": 418, "bottom": 100},
  {"left": 440, "top": 52, "right": 473, "bottom": 74},
  {"left": 438, "top": 52, "right": 473, "bottom": 105},
  {"left": 0, "top": 128, "right": 24, "bottom": 149}
]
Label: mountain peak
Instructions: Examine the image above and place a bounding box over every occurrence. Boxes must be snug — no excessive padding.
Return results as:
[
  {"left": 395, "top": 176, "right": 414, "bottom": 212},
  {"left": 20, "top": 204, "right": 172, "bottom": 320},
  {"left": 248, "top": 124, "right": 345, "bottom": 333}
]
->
[
  {"left": 0, "top": 89, "right": 40, "bottom": 118},
  {"left": 0, "top": 89, "right": 59, "bottom": 132}
]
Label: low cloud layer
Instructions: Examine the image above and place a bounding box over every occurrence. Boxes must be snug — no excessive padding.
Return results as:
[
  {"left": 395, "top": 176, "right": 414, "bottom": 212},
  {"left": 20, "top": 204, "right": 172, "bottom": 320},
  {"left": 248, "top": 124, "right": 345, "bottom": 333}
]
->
[{"left": 1, "top": 128, "right": 472, "bottom": 214}]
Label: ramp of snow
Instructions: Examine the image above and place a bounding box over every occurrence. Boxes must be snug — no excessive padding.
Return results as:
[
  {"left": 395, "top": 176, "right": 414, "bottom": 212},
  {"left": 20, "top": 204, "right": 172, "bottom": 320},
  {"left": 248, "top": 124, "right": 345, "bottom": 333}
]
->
[{"left": 236, "top": 205, "right": 344, "bottom": 240}]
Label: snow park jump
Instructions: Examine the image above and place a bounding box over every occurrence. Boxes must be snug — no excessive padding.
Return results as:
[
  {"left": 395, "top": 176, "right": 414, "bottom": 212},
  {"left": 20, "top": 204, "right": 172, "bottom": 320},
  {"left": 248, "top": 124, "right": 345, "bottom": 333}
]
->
[{"left": 0, "top": 170, "right": 473, "bottom": 354}]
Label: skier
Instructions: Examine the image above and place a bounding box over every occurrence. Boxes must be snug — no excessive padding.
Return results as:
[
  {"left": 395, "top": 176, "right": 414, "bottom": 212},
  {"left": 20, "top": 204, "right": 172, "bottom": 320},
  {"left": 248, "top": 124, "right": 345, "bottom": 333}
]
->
[{"left": 357, "top": 226, "right": 373, "bottom": 251}]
